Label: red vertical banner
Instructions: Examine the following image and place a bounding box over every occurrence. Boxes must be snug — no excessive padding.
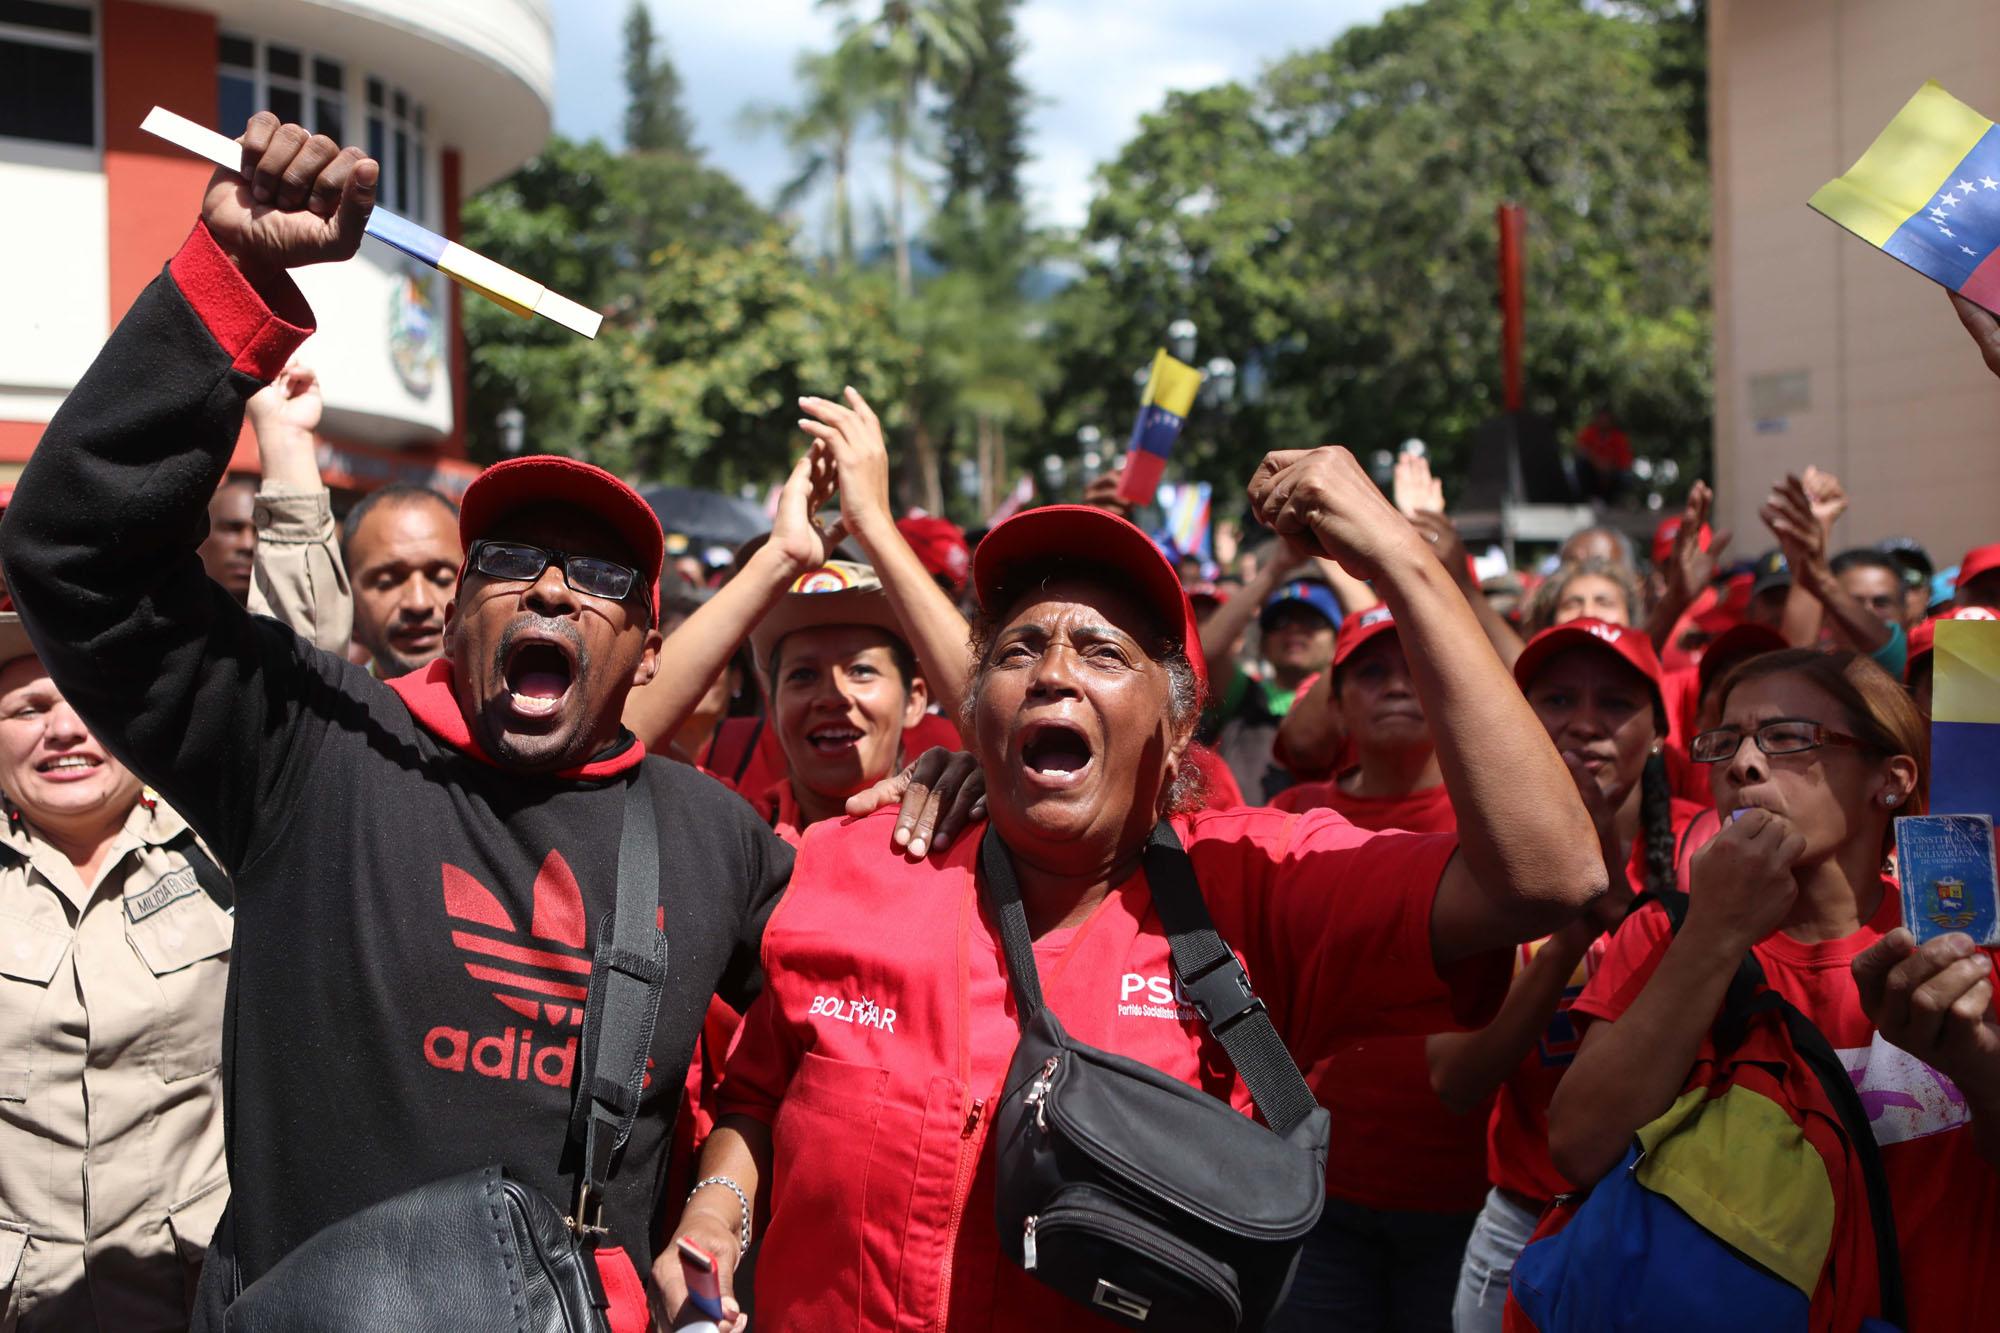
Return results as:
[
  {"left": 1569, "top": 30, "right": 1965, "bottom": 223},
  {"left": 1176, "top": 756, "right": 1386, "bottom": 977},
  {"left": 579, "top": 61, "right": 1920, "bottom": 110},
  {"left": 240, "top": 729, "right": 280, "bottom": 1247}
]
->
[{"left": 1498, "top": 203, "right": 1525, "bottom": 413}]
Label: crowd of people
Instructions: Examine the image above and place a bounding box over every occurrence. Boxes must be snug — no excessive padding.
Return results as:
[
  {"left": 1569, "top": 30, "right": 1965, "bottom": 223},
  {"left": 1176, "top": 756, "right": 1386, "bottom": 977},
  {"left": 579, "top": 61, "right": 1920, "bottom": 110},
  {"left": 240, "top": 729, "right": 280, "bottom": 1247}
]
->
[{"left": 3, "top": 111, "right": 2000, "bottom": 1333}]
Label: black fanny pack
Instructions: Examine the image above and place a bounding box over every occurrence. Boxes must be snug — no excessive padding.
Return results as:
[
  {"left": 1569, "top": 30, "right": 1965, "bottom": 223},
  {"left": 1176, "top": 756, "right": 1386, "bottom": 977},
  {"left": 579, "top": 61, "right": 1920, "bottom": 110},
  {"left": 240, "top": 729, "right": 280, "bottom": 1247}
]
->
[
  {"left": 982, "top": 822, "right": 1330, "bottom": 1332},
  {"left": 215, "top": 771, "right": 668, "bottom": 1333}
]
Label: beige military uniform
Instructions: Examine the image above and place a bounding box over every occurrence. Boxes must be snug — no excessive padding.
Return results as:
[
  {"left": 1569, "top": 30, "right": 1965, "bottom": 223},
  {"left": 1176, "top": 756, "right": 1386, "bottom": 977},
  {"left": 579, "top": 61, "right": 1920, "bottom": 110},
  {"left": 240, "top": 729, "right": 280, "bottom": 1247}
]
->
[
  {"left": 0, "top": 799, "right": 231, "bottom": 1332},
  {"left": 247, "top": 481, "right": 353, "bottom": 657}
]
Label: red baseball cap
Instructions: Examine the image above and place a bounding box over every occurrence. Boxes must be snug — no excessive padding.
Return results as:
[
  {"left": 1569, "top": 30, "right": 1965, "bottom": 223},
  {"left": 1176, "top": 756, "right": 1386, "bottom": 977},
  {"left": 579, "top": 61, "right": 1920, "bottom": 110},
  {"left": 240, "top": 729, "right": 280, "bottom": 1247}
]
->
[
  {"left": 1908, "top": 604, "right": 2000, "bottom": 678},
  {"left": 973, "top": 504, "right": 1207, "bottom": 689},
  {"left": 458, "top": 456, "right": 666, "bottom": 618},
  {"left": 1696, "top": 621, "right": 1787, "bottom": 698},
  {"left": 1958, "top": 542, "right": 2000, "bottom": 592},
  {"left": 1513, "top": 617, "right": 1665, "bottom": 713},
  {"left": 897, "top": 513, "right": 971, "bottom": 592},
  {"left": 1651, "top": 516, "right": 1710, "bottom": 568},
  {"left": 1332, "top": 604, "right": 1398, "bottom": 671}
]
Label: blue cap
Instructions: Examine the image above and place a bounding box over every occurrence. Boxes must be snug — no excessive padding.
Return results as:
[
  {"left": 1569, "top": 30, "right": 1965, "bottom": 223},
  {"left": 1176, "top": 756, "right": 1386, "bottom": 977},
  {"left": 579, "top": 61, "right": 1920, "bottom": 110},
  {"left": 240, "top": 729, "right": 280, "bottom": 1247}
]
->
[{"left": 1260, "top": 579, "right": 1342, "bottom": 632}]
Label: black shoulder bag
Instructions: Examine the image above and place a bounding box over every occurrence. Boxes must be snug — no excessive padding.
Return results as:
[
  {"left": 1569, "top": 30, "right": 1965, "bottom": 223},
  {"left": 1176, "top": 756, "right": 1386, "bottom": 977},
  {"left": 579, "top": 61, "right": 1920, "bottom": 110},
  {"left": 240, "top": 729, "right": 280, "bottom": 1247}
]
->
[
  {"left": 220, "top": 769, "right": 669, "bottom": 1333},
  {"left": 982, "top": 821, "right": 1331, "bottom": 1332}
]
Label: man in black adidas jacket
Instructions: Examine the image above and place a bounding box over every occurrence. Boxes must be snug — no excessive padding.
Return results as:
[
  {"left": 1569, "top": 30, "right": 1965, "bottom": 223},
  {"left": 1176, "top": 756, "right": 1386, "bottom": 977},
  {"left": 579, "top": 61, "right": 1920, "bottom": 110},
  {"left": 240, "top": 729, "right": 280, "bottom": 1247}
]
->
[{"left": 0, "top": 115, "right": 806, "bottom": 1329}]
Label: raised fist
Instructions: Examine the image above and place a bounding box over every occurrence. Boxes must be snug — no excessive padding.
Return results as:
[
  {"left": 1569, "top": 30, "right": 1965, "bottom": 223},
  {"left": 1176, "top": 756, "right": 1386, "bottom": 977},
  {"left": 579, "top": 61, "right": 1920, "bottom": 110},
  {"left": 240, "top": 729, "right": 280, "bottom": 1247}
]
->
[
  {"left": 1246, "top": 445, "right": 1421, "bottom": 583},
  {"left": 202, "top": 112, "right": 377, "bottom": 281}
]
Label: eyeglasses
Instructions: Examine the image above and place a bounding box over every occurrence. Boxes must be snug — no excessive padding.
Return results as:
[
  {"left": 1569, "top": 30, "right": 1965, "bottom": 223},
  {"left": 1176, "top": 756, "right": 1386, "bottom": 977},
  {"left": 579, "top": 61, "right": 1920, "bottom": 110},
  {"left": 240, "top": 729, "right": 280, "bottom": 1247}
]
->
[
  {"left": 1690, "top": 718, "right": 1871, "bottom": 765},
  {"left": 470, "top": 540, "right": 639, "bottom": 602}
]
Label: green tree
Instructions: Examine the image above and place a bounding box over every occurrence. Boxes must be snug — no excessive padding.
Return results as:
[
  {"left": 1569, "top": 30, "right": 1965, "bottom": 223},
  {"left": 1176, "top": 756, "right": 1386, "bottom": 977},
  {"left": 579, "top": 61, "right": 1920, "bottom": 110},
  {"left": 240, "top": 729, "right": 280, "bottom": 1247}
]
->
[
  {"left": 821, "top": 0, "right": 983, "bottom": 300},
  {"left": 937, "top": 0, "right": 1029, "bottom": 218},
  {"left": 623, "top": 0, "right": 695, "bottom": 154},
  {"left": 741, "top": 44, "right": 882, "bottom": 268},
  {"left": 1046, "top": 0, "right": 1713, "bottom": 500}
]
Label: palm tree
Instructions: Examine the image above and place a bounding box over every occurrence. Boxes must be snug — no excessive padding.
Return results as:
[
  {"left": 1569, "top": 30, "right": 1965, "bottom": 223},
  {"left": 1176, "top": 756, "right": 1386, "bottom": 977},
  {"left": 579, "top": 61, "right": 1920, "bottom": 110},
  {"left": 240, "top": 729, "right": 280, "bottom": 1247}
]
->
[
  {"left": 820, "top": 0, "right": 983, "bottom": 299},
  {"left": 739, "top": 45, "right": 878, "bottom": 268}
]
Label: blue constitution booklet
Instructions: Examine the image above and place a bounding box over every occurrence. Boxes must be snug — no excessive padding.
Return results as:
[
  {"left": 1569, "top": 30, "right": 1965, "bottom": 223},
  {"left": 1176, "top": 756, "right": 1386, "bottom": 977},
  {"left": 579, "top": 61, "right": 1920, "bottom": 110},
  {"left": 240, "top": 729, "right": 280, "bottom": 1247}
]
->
[{"left": 1896, "top": 813, "right": 2000, "bottom": 945}]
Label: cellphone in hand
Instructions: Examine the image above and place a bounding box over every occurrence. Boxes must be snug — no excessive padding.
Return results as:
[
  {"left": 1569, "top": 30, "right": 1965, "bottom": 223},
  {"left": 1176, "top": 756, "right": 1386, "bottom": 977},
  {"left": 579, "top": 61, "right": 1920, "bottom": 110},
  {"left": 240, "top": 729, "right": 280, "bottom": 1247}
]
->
[{"left": 678, "top": 1236, "right": 727, "bottom": 1322}]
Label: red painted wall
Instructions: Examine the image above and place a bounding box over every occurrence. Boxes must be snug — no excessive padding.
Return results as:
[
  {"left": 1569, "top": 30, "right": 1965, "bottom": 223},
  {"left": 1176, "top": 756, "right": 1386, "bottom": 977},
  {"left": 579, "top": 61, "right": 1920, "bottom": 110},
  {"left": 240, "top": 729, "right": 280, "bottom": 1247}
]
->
[{"left": 103, "top": 0, "right": 219, "bottom": 327}]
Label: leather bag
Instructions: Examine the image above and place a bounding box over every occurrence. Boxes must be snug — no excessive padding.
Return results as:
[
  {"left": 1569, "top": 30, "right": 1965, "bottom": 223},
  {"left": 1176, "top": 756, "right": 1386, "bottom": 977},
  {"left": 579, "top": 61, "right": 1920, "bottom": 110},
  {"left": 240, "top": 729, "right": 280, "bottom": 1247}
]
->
[
  {"left": 983, "top": 821, "right": 1331, "bottom": 1332},
  {"left": 222, "top": 769, "right": 668, "bottom": 1332}
]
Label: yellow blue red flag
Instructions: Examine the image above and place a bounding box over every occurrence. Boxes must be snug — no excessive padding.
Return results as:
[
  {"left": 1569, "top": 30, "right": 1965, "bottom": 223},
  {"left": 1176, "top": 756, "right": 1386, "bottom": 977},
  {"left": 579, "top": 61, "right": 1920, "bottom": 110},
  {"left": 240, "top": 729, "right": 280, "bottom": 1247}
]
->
[
  {"left": 1116, "top": 350, "right": 1206, "bottom": 504},
  {"left": 1933, "top": 618, "right": 2000, "bottom": 821},
  {"left": 1810, "top": 81, "right": 2000, "bottom": 314}
]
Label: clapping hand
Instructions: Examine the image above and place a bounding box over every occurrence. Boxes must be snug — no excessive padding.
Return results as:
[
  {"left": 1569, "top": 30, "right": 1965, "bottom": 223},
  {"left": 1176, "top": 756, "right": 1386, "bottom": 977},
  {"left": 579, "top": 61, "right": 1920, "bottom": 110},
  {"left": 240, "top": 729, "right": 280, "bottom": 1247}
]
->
[
  {"left": 766, "top": 444, "right": 845, "bottom": 575},
  {"left": 798, "top": 388, "right": 893, "bottom": 542},
  {"left": 1392, "top": 449, "right": 1445, "bottom": 519},
  {"left": 1665, "top": 481, "right": 1731, "bottom": 607}
]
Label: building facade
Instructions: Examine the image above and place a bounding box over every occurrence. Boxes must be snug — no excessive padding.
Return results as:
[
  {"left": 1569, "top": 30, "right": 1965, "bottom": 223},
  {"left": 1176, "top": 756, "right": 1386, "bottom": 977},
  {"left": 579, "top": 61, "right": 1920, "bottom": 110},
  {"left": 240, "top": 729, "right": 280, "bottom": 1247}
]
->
[
  {"left": 0, "top": 0, "right": 556, "bottom": 495},
  {"left": 1710, "top": 0, "right": 2000, "bottom": 569}
]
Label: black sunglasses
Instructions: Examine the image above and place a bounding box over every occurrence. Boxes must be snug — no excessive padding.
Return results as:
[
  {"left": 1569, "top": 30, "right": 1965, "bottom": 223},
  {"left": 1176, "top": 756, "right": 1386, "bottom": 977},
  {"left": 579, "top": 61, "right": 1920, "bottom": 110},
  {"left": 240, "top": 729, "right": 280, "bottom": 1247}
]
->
[{"left": 470, "top": 540, "right": 640, "bottom": 603}]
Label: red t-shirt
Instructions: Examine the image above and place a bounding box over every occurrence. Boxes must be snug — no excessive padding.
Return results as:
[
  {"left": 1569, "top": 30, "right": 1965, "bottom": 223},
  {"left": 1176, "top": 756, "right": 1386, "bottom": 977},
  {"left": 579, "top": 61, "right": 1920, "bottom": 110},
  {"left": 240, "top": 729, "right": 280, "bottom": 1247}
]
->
[
  {"left": 1571, "top": 882, "right": 2000, "bottom": 1332},
  {"left": 1263, "top": 778, "right": 1487, "bottom": 1212},
  {"left": 1484, "top": 798, "right": 1702, "bottom": 1204},
  {"left": 718, "top": 806, "right": 1505, "bottom": 1331}
]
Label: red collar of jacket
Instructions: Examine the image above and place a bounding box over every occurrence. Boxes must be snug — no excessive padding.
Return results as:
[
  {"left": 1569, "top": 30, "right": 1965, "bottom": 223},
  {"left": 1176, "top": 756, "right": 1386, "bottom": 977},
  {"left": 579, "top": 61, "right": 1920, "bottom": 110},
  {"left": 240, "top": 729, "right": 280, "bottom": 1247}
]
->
[{"left": 385, "top": 659, "right": 642, "bottom": 781}]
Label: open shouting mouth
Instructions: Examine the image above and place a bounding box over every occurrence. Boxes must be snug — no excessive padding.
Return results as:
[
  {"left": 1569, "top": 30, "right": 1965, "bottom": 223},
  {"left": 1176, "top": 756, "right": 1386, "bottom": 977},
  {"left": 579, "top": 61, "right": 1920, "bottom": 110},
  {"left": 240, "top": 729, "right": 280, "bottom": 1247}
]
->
[
  {"left": 1019, "top": 719, "right": 1095, "bottom": 790},
  {"left": 807, "top": 723, "right": 866, "bottom": 756},
  {"left": 502, "top": 631, "right": 578, "bottom": 724}
]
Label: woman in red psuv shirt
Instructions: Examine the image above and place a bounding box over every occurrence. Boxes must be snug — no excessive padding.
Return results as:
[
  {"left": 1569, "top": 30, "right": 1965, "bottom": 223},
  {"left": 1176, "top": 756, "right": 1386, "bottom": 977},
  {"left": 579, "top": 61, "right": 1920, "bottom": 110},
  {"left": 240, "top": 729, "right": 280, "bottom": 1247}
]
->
[
  {"left": 1425, "top": 618, "right": 1701, "bottom": 1332},
  {"left": 1550, "top": 649, "right": 2000, "bottom": 1332},
  {"left": 653, "top": 446, "right": 1612, "bottom": 1331}
]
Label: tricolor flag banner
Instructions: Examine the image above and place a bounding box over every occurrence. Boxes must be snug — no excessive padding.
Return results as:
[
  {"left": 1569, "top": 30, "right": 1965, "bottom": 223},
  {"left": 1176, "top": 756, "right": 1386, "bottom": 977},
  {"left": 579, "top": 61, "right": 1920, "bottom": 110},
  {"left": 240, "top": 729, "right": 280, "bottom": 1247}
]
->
[
  {"left": 1116, "top": 349, "right": 1205, "bottom": 505},
  {"left": 1932, "top": 618, "right": 2000, "bottom": 822},
  {"left": 1809, "top": 81, "right": 2000, "bottom": 315},
  {"left": 141, "top": 107, "right": 602, "bottom": 338},
  {"left": 1157, "top": 482, "right": 1213, "bottom": 562}
]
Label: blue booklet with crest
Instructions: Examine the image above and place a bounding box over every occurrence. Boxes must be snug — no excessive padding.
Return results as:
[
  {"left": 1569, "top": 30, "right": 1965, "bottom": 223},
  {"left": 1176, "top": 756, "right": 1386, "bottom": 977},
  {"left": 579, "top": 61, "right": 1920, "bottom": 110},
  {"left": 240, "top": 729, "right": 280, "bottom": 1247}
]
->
[{"left": 1896, "top": 814, "right": 2000, "bottom": 945}]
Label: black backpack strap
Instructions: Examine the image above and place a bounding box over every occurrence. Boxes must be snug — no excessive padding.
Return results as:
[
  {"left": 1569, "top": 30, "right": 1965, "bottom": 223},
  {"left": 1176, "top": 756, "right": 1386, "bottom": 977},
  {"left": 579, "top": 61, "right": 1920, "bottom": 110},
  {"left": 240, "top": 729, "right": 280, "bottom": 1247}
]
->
[
  {"left": 978, "top": 824, "right": 1049, "bottom": 1020},
  {"left": 976, "top": 821, "right": 1321, "bottom": 1137},
  {"left": 567, "top": 766, "right": 669, "bottom": 1234},
  {"left": 1650, "top": 889, "right": 1906, "bottom": 1328},
  {"left": 164, "top": 827, "right": 235, "bottom": 913},
  {"left": 1142, "top": 822, "right": 1321, "bottom": 1136}
]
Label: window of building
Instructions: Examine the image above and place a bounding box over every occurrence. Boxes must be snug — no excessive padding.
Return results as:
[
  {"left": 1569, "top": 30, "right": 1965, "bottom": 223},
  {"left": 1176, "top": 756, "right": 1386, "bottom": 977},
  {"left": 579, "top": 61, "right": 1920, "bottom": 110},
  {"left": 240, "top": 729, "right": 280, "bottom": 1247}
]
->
[
  {"left": 367, "top": 77, "right": 428, "bottom": 219},
  {"left": 217, "top": 33, "right": 345, "bottom": 144},
  {"left": 215, "top": 37, "right": 428, "bottom": 224},
  {"left": 0, "top": 0, "right": 96, "bottom": 149}
]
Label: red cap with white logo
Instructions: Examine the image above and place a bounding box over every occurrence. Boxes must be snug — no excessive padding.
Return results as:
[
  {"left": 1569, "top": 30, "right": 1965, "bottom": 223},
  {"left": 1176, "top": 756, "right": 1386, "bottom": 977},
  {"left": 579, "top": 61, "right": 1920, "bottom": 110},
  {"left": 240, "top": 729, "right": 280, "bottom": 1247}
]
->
[
  {"left": 1332, "top": 605, "right": 1398, "bottom": 671},
  {"left": 1513, "top": 616, "right": 1665, "bottom": 713},
  {"left": 1908, "top": 604, "right": 2000, "bottom": 679}
]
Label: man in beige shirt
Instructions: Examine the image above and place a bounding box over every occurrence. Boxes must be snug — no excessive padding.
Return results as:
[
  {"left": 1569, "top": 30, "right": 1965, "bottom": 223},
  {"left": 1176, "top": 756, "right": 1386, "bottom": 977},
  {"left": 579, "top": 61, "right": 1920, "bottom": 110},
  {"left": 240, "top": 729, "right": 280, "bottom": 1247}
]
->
[{"left": 0, "top": 363, "right": 348, "bottom": 1330}]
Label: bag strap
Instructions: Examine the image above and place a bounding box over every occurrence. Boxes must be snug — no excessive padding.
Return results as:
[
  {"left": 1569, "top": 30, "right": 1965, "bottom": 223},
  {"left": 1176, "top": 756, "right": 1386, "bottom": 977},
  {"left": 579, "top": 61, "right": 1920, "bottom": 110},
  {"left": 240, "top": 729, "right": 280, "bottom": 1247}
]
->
[
  {"left": 566, "top": 766, "right": 669, "bottom": 1235},
  {"left": 164, "top": 828, "right": 235, "bottom": 913},
  {"left": 1642, "top": 887, "right": 1906, "bottom": 1328},
  {"left": 976, "top": 821, "right": 1321, "bottom": 1136}
]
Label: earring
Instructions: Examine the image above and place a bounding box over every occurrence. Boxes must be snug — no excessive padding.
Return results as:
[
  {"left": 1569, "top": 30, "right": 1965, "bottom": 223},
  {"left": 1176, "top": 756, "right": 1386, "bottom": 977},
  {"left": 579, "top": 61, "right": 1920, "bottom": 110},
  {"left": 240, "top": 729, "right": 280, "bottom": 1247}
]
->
[{"left": 1883, "top": 792, "right": 1901, "bottom": 808}]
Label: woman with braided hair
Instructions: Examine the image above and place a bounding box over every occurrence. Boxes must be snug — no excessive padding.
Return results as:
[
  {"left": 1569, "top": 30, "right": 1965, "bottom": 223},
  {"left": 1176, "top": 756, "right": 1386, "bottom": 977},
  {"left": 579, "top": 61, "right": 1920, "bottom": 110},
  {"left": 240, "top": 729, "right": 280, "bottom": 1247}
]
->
[{"left": 1428, "top": 617, "right": 1698, "bottom": 1333}]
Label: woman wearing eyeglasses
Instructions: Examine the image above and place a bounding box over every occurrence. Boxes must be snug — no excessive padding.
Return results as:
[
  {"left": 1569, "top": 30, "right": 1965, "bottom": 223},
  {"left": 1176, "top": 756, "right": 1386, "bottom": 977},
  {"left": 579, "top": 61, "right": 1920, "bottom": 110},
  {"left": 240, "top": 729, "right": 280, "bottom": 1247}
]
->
[{"left": 1548, "top": 649, "right": 2000, "bottom": 1331}]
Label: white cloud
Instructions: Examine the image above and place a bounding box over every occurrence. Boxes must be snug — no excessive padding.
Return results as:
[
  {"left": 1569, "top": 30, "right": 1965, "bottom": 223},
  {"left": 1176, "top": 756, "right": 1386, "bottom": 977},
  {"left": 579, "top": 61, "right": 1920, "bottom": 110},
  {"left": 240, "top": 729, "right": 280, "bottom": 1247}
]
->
[{"left": 551, "top": 0, "right": 1397, "bottom": 231}]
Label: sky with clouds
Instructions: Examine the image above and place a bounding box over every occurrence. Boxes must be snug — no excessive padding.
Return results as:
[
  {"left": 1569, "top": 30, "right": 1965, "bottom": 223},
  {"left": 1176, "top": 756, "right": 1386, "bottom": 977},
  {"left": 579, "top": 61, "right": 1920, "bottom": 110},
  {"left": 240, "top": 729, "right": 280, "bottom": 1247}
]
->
[{"left": 552, "top": 0, "right": 1399, "bottom": 235}]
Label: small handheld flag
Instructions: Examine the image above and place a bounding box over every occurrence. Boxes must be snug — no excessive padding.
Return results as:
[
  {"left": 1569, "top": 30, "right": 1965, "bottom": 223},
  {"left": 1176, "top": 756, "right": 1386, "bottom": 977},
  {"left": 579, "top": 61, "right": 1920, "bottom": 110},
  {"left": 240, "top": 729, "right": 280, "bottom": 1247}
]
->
[
  {"left": 141, "top": 107, "right": 602, "bottom": 339},
  {"left": 1116, "top": 349, "right": 1205, "bottom": 505},
  {"left": 1932, "top": 617, "right": 2000, "bottom": 825},
  {"left": 1809, "top": 81, "right": 2000, "bottom": 316}
]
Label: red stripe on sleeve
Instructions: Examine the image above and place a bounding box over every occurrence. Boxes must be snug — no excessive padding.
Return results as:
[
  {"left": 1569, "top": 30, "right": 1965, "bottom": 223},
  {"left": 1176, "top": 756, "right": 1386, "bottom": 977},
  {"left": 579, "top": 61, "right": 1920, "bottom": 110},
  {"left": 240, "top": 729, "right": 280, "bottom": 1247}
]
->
[{"left": 165, "top": 221, "right": 315, "bottom": 380}]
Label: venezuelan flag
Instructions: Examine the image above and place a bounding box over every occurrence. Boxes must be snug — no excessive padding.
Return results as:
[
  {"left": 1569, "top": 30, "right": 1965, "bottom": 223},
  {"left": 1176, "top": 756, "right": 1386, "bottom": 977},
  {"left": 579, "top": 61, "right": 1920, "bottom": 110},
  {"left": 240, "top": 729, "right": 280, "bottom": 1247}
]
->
[
  {"left": 1116, "top": 349, "right": 1206, "bottom": 504},
  {"left": 1811, "top": 81, "right": 2000, "bottom": 314},
  {"left": 1933, "top": 618, "right": 2000, "bottom": 821}
]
